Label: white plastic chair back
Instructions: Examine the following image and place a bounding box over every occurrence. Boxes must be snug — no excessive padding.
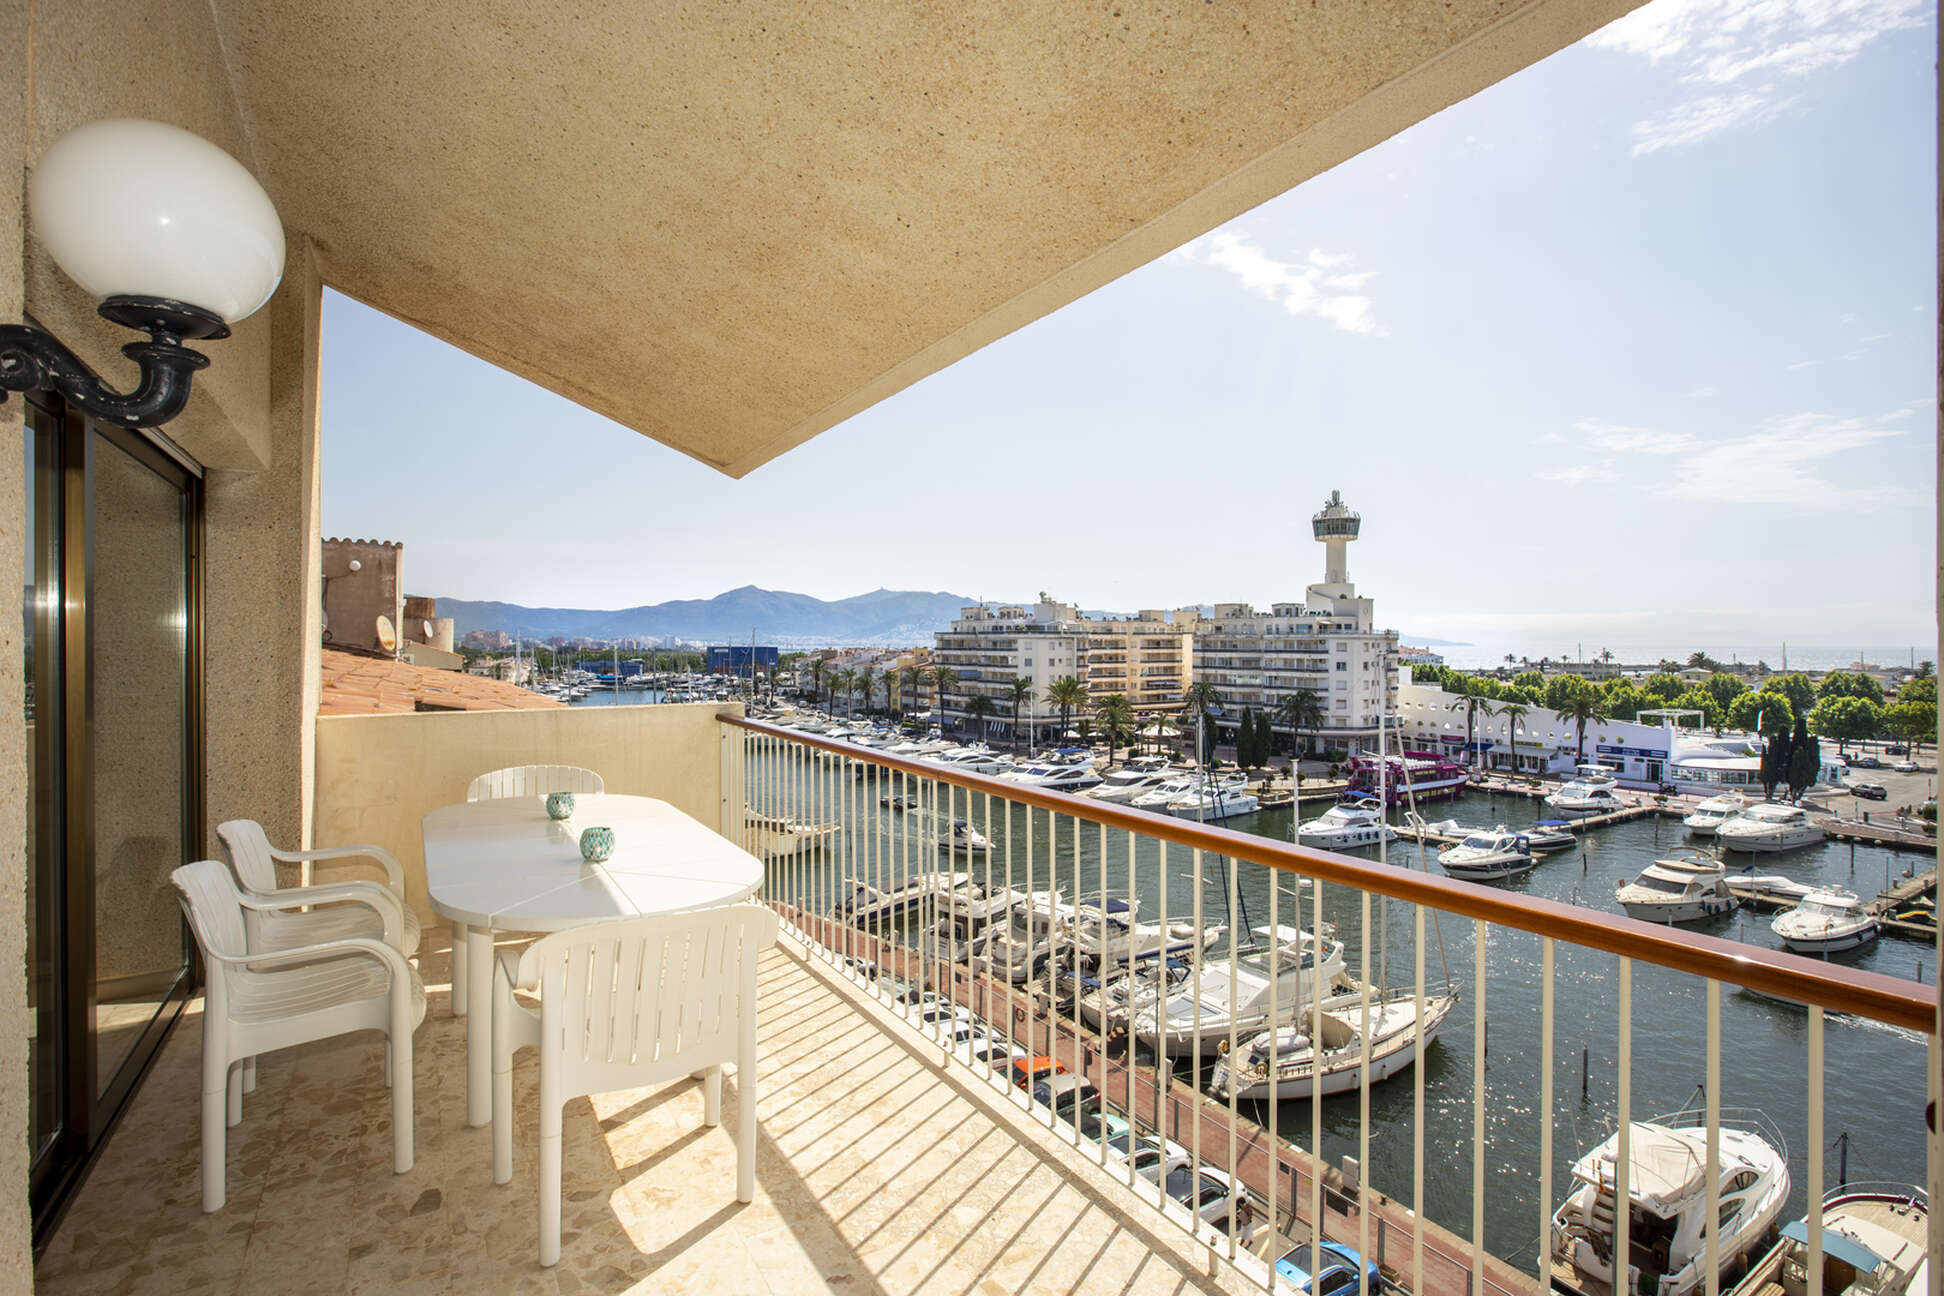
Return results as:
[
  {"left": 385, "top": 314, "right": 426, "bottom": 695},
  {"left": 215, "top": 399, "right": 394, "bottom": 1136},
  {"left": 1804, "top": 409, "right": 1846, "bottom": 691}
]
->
[
  {"left": 466, "top": 765, "right": 605, "bottom": 802},
  {"left": 215, "top": 819, "right": 279, "bottom": 893},
  {"left": 173, "top": 859, "right": 250, "bottom": 971},
  {"left": 520, "top": 903, "right": 777, "bottom": 1099}
]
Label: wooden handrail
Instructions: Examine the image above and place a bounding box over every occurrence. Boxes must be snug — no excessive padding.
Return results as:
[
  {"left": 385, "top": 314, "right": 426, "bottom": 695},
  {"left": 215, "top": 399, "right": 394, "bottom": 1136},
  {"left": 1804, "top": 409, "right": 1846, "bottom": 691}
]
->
[{"left": 723, "top": 716, "right": 1937, "bottom": 1034}]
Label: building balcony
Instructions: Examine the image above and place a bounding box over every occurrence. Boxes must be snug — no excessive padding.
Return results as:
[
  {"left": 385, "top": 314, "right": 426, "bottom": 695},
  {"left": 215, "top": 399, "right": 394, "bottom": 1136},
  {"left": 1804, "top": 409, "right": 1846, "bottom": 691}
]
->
[{"left": 38, "top": 933, "right": 1254, "bottom": 1295}]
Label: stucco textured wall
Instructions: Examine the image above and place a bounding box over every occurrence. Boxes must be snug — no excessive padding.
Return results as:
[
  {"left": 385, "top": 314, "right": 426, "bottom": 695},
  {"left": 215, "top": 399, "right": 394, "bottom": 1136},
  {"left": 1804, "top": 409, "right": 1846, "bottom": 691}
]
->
[{"left": 311, "top": 704, "right": 739, "bottom": 927}]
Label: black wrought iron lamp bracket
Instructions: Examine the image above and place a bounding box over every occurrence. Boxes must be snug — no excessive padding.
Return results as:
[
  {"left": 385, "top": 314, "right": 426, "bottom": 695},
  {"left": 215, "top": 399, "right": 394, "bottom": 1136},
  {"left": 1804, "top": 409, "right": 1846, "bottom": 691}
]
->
[{"left": 0, "top": 294, "right": 229, "bottom": 428}]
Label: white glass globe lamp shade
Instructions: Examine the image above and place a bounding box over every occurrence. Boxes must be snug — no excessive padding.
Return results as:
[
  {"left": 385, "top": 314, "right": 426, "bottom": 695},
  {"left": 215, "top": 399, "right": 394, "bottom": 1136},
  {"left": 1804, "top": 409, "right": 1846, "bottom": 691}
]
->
[{"left": 28, "top": 118, "right": 285, "bottom": 324}]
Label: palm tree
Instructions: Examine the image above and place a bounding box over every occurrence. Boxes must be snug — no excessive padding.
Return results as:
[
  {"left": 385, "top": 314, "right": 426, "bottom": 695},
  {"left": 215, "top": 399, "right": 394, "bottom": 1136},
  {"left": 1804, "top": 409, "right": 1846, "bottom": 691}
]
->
[
  {"left": 1045, "top": 676, "right": 1087, "bottom": 746},
  {"left": 964, "top": 693, "right": 998, "bottom": 742},
  {"left": 1552, "top": 680, "right": 1610, "bottom": 762},
  {"left": 1444, "top": 677, "right": 1498, "bottom": 768},
  {"left": 905, "top": 664, "right": 931, "bottom": 717},
  {"left": 1275, "top": 689, "right": 1325, "bottom": 760},
  {"left": 808, "top": 659, "right": 828, "bottom": 711},
  {"left": 1094, "top": 693, "right": 1136, "bottom": 760},
  {"left": 856, "top": 665, "right": 876, "bottom": 717},
  {"left": 931, "top": 665, "right": 960, "bottom": 735},
  {"left": 1498, "top": 701, "right": 1530, "bottom": 776},
  {"left": 1006, "top": 677, "right": 1035, "bottom": 754},
  {"left": 881, "top": 667, "right": 901, "bottom": 717},
  {"left": 834, "top": 668, "right": 858, "bottom": 718},
  {"left": 1182, "top": 681, "right": 1220, "bottom": 764}
]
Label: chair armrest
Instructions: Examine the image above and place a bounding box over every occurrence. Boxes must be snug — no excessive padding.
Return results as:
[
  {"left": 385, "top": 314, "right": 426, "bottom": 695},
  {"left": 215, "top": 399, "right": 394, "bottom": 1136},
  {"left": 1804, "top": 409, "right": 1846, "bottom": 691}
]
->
[
  {"left": 236, "top": 882, "right": 405, "bottom": 951},
  {"left": 270, "top": 843, "right": 405, "bottom": 896},
  {"left": 208, "top": 935, "right": 414, "bottom": 987}
]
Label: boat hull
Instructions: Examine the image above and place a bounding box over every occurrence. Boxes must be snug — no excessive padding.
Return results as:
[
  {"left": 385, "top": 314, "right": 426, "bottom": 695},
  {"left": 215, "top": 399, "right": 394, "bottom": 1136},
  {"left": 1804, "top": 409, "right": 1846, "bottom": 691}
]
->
[
  {"left": 1774, "top": 922, "right": 1879, "bottom": 954},
  {"left": 1716, "top": 830, "right": 1824, "bottom": 853},
  {"left": 1619, "top": 896, "right": 1735, "bottom": 924}
]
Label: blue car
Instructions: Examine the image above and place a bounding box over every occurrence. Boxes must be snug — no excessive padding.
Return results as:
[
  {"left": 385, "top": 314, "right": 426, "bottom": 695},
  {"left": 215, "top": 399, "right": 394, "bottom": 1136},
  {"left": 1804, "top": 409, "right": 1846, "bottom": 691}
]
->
[{"left": 1275, "top": 1241, "right": 1383, "bottom": 1296}]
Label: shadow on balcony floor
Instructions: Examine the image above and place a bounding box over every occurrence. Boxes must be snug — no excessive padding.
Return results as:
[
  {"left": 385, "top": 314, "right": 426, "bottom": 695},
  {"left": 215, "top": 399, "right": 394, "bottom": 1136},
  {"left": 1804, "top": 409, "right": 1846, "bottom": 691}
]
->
[{"left": 37, "top": 935, "right": 1243, "bottom": 1294}]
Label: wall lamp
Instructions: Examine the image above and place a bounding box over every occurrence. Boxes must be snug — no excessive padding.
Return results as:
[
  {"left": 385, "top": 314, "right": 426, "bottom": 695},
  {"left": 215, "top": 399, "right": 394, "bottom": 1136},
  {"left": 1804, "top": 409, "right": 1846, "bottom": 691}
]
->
[{"left": 0, "top": 119, "right": 285, "bottom": 429}]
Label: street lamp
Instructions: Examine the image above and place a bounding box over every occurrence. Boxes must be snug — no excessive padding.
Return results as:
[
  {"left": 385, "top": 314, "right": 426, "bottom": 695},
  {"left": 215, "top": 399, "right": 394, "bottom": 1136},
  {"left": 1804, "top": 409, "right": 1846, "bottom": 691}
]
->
[{"left": 1, "top": 118, "right": 285, "bottom": 428}]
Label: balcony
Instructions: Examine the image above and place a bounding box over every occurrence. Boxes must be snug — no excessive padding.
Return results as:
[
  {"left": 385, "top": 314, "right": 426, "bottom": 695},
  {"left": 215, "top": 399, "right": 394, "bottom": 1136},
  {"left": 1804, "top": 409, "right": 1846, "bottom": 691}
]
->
[{"left": 37, "top": 933, "right": 1259, "bottom": 1294}]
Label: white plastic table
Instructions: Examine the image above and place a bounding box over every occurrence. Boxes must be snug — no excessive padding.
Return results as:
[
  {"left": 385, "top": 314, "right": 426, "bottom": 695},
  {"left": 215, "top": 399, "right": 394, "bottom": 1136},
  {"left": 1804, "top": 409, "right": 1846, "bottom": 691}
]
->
[{"left": 423, "top": 794, "right": 765, "bottom": 1127}]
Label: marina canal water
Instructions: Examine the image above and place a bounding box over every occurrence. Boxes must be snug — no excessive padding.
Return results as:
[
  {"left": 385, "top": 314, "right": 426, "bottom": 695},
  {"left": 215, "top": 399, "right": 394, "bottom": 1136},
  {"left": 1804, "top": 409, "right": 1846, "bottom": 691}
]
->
[{"left": 752, "top": 751, "right": 1935, "bottom": 1268}]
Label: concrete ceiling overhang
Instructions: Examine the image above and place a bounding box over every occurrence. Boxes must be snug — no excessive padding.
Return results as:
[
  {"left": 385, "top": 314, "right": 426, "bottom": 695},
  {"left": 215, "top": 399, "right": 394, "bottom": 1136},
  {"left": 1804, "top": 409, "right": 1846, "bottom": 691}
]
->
[{"left": 209, "top": 1, "right": 1639, "bottom": 477}]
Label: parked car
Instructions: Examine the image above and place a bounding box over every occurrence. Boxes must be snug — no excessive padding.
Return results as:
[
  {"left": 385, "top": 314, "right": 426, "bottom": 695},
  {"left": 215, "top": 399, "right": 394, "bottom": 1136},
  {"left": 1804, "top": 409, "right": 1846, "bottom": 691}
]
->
[
  {"left": 1008, "top": 1055, "right": 1068, "bottom": 1090},
  {"left": 1849, "top": 754, "right": 1883, "bottom": 769},
  {"left": 1894, "top": 759, "right": 1919, "bottom": 773},
  {"left": 1276, "top": 1241, "right": 1385, "bottom": 1296},
  {"left": 1850, "top": 782, "right": 1888, "bottom": 801},
  {"left": 966, "top": 1031, "right": 1028, "bottom": 1071},
  {"left": 1161, "top": 1162, "right": 1258, "bottom": 1245},
  {"left": 1885, "top": 744, "right": 1909, "bottom": 755}
]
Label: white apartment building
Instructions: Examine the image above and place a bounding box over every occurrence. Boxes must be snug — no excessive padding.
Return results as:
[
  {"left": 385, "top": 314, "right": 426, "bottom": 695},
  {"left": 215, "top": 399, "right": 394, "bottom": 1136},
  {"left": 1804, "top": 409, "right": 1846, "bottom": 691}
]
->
[
  {"left": 1192, "top": 491, "right": 1399, "bottom": 754},
  {"left": 933, "top": 597, "right": 1198, "bottom": 742}
]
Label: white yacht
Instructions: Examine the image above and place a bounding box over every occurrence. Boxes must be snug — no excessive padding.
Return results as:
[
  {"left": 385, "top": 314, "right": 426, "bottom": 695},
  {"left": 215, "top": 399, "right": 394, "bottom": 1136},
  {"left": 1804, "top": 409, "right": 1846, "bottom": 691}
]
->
[
  {"left": 921, "top": 745, "right": 1015, "bottom": 776},
  {"left": 1076, "top": 926, "right": 1347, "bottom": 1057},
  {"left": 1715, "top": 802, "right": 1825, "bottom": 853},
  {"left": 1526, "top": 820, "right": 1577, "bottom": 851},
  {"left": 1438, "top": 829, "right": 1535, "bottom": 882},
  {"left": 1545, "top": 777, "right": 1626, "bottom": 818},
  {"left": 966, "top": 889, "right": 1068, "bottom": 983},
  {"left": 1086, "top": 757, "right": 1185, "bottom": 804},
  {"left": 1550, "top": 1112, "right": 1791, "bottom": 1296},
  {"left": 1297, "top": 798, "right": 1396, "bottom": 849},
  {"left": 1208, "top": 988, "right": 1456, "bottom": 1101},
  {"left": 1771, "top": 886, "right": 1879, "bottom": 954},
  {"left": 1614, "top": 853, "right": 1737, "bottom": 924},
  {"left": 1129, "top": 775, "right": 1207, "bottom": 812},
  {"left": 1166, "top": 778, "right": 1260, "bottom": 821},
  {"left": 1681, "top": 791, "right": 1748, "bottom": 836},
  {"left": 834, "top": 870, "right": 976, "bottom": 924},
  {"left": 1000, "top": 751, "right": 1103, "bottom": 792},
  {"left": 1730, "top": 1184, "right": 1930, "bottom": 1296},
  {"left": 1056, "top": 897, "right": 1222, "bottom": 970}
]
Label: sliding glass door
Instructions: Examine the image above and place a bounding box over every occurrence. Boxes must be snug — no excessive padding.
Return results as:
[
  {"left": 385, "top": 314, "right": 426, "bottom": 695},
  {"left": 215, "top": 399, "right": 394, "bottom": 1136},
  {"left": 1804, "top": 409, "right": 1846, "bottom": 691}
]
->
[{"left": 26, "top": 392, "right": 203, "bottom": 1239}]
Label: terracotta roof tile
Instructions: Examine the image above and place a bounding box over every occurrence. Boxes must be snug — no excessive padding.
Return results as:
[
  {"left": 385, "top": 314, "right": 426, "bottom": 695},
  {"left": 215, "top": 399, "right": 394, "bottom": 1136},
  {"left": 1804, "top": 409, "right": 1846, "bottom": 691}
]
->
[{"left": 319, "top": 648, "right": 566, "bottom": 716}]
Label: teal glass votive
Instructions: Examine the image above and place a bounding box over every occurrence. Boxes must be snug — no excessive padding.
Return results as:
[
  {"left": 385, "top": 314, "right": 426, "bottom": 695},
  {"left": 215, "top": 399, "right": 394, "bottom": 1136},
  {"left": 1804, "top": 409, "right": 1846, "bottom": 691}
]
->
[
  {"left": 578, "top": 826, "right": 614, "bottom": 863},
  {"left": 546, "top": 792, "right": 576, "bottom": 820}
]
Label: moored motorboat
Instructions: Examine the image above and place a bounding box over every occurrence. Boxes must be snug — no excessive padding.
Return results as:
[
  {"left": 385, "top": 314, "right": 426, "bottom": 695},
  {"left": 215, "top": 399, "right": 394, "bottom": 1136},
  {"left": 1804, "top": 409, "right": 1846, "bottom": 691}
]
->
[
  {"left": 1716, "top": 802, "right": 1825, "bottom": 853},
  {"left": 1728, "top": 1183, "right": 1929, "bottom": 1296},
  {"left": 1771, "top": 886, "right": 1880, "bottom": 954},
  {"left": 1438, "top": 828, "right": 1535, "bottom": 881},
  {"left": 1614, "top": 851, "right": 1737, "bottom": 924},
  {"left": 1526, "top": 820, "right": 1577, "bottom": 851},
  {"left": 1546, "top": 777, "right": 1626, "bottom": 818},
  {"left": 1207, "top": 988, "right": 1457, "bottom": 1101},
  {"left": 936, "top": 819, "right": 991, "bottom": 854},
  {"left": 1298, "top": 795, "right": 1396, "bottom": 849},
  {"left": 1549, "top": 1111, "right": 1791, "bottom": 1296},
  {"left": 1682, "top": 791, "right": 1748, "bottom": 837}
]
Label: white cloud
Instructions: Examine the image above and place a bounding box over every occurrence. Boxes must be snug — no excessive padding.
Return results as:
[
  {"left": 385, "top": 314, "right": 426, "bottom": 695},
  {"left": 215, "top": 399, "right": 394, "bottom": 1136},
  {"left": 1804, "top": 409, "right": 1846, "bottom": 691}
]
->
[
  {"left": 1656, "top": 410, "right": 1917, "bottom": 506},
  {"left": 1575, "top": 420, "right": 1697, "bottom": 454},
  {"left": 1540, "top": 459, "right": 1619, "bottom": 486},
  {"left": 1173, "top": 233, "right": 1385, "bottom": 335},
  {"left": 1787, "top": 358, "right": 1820, "bottom": 369},
  {"left": 1586, "top": 0, "right": 1926, "bottom": 155}
]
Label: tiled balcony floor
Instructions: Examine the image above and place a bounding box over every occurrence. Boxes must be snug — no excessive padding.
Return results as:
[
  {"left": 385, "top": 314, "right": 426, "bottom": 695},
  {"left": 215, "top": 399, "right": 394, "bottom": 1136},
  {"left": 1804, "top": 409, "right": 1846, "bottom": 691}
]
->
[{"left": 38, "top": 934, "right": 1251, "bottom": 1294}]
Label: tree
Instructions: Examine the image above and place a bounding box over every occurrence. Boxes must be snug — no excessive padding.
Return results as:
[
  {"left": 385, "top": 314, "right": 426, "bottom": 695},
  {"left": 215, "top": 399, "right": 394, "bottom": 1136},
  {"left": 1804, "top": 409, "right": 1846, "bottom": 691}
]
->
[
  {"left": 1671, "top": 687, "right": 1722, "bottom": 732},
  {"left": 1094, "top": 693, "right": 1136, "bottom": 759},
  {"left": 1808, "top": 695, "right": 1883, "bottom": 754},
  {"left": 1918, "top": 660, "right": 1935, "bottom": 680},
  {"left": 1687, "top": 650, "right": 1724, "bottom": 671},
  {"left": 834, "top": 667, "right": 858, "bottom": 718},
  {"left": 1276, "top": 689, "right": 1325, "bottom": 759},
  {"left": 1726, "top": 690, "right": 1792, "bottom": 739},
  {"left": 1766, "top": 673, "right": 1818, "bottom": 716},
  {"left": 1642, "top": 672, "right": 1685, "bottom": 702},
  {"left": 1183, "top": 681, "right": 1220, "bottom": 764},
  {"left": 964, "top": 693, "right": 997, "bottom": 740},
  {"left": 1601, "top": 679, "right": 1645, "bottom": 722},
  {"left": 1239, "top": 707, "right": 1264, "bottom": 767},
  {"left": 880, "top": 667, "right": 901, "bottom": 716},
  {"left": 1007, "top": 677, "right": 1035, "bottom": 753},
  {"left": 1702, "top": 671, "right": 1747, "bottom": 715},
  {"left": 808, "top": 659, "right": 828, "bottom": 710},
  {"left": 1818, "top": 670, "right": 1885, "bottom": 706},
  {"left": 1045, "top": 676, "right": 1087, "bottom": 744},
  {"left": 1544, "top": 673, "right": 1594, "bottom": 713},
  {"left": 907, "top": 664, "right": 932, "bottom": 717},
  {"left": 1549, "top": 674, "right": 1610, "bottom": 761},
  {"left": 1759, "top": 722, "right": 1790, "bottom": 800},
  {"left": 1498, "top": 702, "right": 1530, "bottom": 775},
  {"left": 1444, "top": 676, "right": 1498, "bottom": 767},
  {"left": 931, "top": 665, "right": 959, "bottom": 734},
  {"left": 1899, "top": 677, "right": 1937, "bottom": 705},
  {"left": 1884, "top": 700, "right": 1936, "bottom": 754},
  {"left": 856, "top": 665, "right": 876, "bottom": 717},
  {"left": 1514, "top": 670, "right": 1547, "bottom": 694},
  {"left": 1786, "top": 716, "right": 1820, "bottom": 797}
]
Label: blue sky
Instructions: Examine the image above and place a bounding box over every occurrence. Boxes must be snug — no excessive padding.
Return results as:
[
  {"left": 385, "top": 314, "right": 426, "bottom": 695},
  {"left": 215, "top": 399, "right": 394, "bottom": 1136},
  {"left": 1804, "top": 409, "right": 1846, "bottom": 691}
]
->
[{"left": 321, "top": 0, "right": 1937, "bottom": 654}]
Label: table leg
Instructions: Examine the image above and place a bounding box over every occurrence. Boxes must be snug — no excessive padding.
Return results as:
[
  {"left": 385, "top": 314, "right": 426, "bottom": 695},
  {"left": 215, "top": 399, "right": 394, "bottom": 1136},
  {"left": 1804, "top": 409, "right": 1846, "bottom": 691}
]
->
[{"left": 466, "top": 925, "right": 494, "bottom": 1127}]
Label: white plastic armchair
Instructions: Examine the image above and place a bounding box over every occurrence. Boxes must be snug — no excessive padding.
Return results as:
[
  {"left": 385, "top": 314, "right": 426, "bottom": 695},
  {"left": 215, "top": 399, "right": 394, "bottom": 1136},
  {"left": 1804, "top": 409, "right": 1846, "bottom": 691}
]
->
[
  {"left": 171, "top": 860, "right": 427, "bottom": 1212},
  {"left": 452, "top": 765, "right": 605, "bottom": 1017},
  {"left": 216, "top": 819, "right": 420, "bottom": 958},
  {"left": 491, "top": 904, "right": 778, "bottom": 1266}
]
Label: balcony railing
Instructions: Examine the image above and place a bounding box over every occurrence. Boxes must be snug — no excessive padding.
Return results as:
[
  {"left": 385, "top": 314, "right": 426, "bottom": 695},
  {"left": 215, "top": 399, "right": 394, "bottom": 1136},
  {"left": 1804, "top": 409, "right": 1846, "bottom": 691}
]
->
[{"left": 723, "top": 716, "right": 1938, "bottom": 1296}]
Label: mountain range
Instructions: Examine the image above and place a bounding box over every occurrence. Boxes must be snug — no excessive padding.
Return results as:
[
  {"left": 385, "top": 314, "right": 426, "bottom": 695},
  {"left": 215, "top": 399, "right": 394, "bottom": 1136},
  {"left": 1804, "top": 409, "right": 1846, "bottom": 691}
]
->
[{"left": 435, "top": 586, "right": 979, "bottom": 646}]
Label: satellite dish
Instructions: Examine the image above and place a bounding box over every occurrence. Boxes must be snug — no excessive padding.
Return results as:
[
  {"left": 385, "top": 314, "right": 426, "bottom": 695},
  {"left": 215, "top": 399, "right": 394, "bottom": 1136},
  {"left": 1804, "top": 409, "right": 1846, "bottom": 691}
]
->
[
  {"left": 375, "top": 615, "right": 398, "bottom": 653},
  {"left": 422, "top": 619, "right": 434, "bottom": 639}
]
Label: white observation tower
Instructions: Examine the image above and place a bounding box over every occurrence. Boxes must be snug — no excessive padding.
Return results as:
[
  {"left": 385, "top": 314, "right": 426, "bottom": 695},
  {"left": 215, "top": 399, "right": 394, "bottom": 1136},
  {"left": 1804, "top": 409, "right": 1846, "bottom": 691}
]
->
[{"left": 1311, "top": 489, "right": 1361, "bottom": 588}]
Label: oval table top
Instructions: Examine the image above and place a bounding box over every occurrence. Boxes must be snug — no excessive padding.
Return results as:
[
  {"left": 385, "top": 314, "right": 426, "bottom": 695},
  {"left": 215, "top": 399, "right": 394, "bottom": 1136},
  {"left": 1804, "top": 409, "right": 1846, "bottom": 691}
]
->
[{"left": 422, "top": 794, "right": 764, "bottom": 931}]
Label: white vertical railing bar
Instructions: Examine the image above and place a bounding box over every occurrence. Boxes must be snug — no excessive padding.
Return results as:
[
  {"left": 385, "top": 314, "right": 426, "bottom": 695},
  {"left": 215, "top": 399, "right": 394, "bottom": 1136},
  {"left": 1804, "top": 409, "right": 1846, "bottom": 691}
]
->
[
  {"left": 1311, "top": 866, "right": 1324, "bottom": 1282},
  {"left": 1024, "top": 803, "right": 1035, "bottom": 1111},
  {"left": 1705, "top": 978, "right": 1720, "bottom": 1296},
  {"left": 1268, "top": 868, "right": 1281, "bottom": 1293},
  {"left": 1126, "top": 822, "right": 1138, "bottom": 1191},
  {"left": 1157, "top": 842, "right": 1169, "bottom": 1149},
  {"left": 1226, "top": 844, "right": 1241, "bottom": 1262},
  {"left": 1097, "top": 818, "right": 1109, "bottom": 1169},
  {"left": 1358, "top": 886, "right": 1372, "bottom": 1296},
  {"left": 1617, "top": 956, "right": 1633, "bottom": 1296},
  {"left": 1068, "top": 815, "right": 1083, "bottom": 1135},
  {"left": 1540, "top": 937, "right": 1555, "bottom": 1294},
  {"left": 1808, "top": 1005, "right": 1824, "bottom": 1296},
  {"left": 1471, "top": 917, "right": 1486, "bottom": 1296},
  {"left": 1193, "top": 847, "right": 1205, "bottom": 1222},
  {"left": 1413, "top": 896, "right": 1425, "bottom": 1296}
]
